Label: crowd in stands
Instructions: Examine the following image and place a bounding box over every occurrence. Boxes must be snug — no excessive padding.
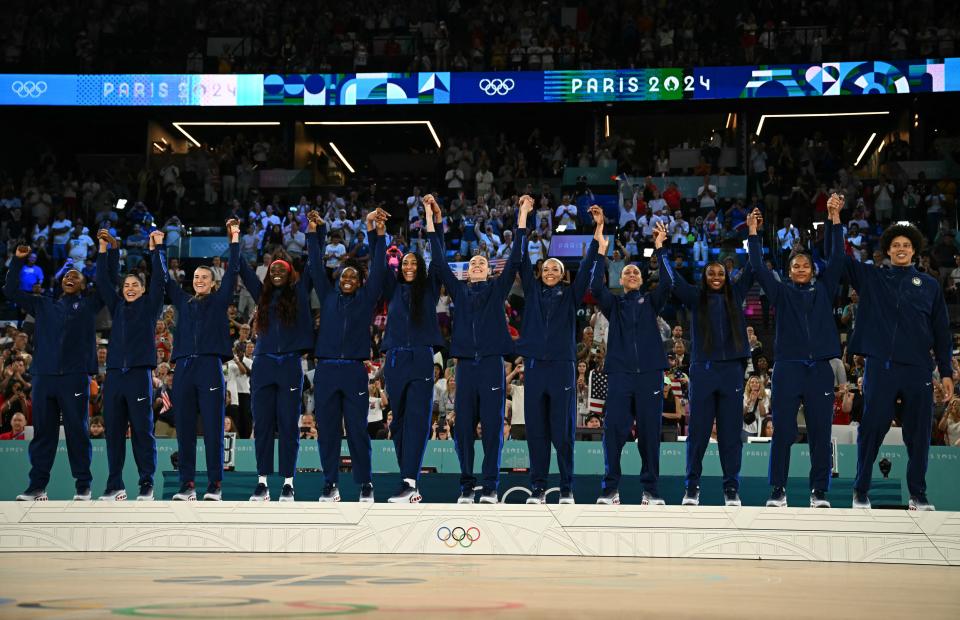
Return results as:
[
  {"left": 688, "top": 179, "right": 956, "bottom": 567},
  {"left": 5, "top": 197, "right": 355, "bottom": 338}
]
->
[
  {"left": 1, "top": 0, "right": 951, "bottom": 74},
  {"left": 2, "top": 116, "right": 960, "bottom": 450}
]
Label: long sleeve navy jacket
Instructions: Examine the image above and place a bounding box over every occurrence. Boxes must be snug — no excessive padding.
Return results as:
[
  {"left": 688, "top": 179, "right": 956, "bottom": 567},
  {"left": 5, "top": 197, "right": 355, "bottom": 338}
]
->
[
  {"left": 97, "top": 248, "right": 166, "bottom": 370},
  {"left": 239, "top": 252, "right": 315, "bottom": 356}
]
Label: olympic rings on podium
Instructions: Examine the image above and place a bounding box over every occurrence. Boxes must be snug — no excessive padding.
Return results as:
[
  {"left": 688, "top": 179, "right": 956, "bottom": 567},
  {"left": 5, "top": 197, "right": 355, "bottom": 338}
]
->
[{"left": 436, "top": 525, "right": 481, "bottom": 548}]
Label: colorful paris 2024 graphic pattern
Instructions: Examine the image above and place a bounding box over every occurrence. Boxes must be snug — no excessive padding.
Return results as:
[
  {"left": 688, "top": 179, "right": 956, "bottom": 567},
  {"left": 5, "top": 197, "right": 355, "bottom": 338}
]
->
[{"left": 0, "top": 58, "right": 956, "bottom": 106}]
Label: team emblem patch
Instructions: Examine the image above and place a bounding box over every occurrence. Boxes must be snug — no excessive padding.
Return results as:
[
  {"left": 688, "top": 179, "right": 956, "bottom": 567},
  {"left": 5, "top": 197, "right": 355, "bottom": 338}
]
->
[
  {"left": 72, "top": 302, "right": 80, "bottom": 310},
  {"left": 912, "top": 277, "right": 922, "bottom": 287}
]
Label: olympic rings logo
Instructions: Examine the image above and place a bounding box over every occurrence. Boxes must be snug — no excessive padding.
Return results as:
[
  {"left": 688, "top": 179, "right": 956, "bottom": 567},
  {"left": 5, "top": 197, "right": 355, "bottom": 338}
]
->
[
  {"left": 10, "top": 81, "right": 48, "bottom": 98},
  {"left": 437, "top": 525, "right": 481, "bottom": 548},
  {"left": 478, "top": 78, "right": 515, "bottom": 96}
]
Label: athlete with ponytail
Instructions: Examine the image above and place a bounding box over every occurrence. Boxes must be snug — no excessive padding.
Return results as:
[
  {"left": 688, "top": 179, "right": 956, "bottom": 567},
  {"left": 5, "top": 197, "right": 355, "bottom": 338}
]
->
[{"left": 166, "top": 220, "right": 240, "bottom": 501}]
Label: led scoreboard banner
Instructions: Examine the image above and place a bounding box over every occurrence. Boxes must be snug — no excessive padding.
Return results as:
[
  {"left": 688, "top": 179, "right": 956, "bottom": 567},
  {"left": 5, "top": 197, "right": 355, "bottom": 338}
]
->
[{"left": 0, "top": 58, "right": 957, "bottom": 107}]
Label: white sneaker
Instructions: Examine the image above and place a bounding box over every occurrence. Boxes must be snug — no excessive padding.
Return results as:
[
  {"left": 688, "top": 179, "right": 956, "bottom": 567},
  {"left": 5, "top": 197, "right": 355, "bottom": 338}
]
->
[
  {"left": 525, "top": 488, "right": 546, "bottom": 504},
  {"left": 766, "top": 487, "right": 788, "bottom": 507},
  {"left": 457, "top": 489, "right": 475, "bottom": 504},
  {"left": 478, "top": 489, "right": 498, "bottom": 504},
  {"left": 908, "top": 495, "right": 935, "bottom": 511},
  {"left": 852, "top": 491, "right": 871, "bottom": 509},
  {"left": 596, "top": 490, "right": 620, "bottom": 505},
  {"left": 16, "top": 488, "right": 47, "bottom": 501},
  {"left": 558, "top": 490, "right": 575, "bottom": 504},
  {"left": 641, "top": 491, "right": 666, "bottom": 506},
  {"left": 249, "top": 483, "right": 270, "bottom": 502},
  {"left": 73, "top": 488, "right": 92, "bottom": 501},
  {"left": 358, "top": 483, "right": 374, "bottom": 503},
  {"left": 387, "top": 480, "right": 421, "bottom": 503},
  {"left": 723, "top": 487, "right": 742, "bottom": 507},
  {"left": 318, "top": 483, "right": 341, "bottom": 502},
  {"left": 136, "top": 483, "right": 155, "bottom": 501},
  {"left": 99, "top": 489, "right": 127, "bottom": 501},
  {"left": 172, "top": 483, "right": 197, "bottom": 501},
  {"left": 682, "top": 487, "right": 700, "bottom": 506},
  {"left": 809, "top": 490, "right": 831, "bottom": 509}
]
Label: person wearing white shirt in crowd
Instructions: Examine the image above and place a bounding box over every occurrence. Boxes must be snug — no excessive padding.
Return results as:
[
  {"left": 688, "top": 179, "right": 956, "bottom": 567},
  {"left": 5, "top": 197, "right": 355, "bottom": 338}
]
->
[
  {"left": 240, "top": 223, "right": 259, "bottom": 263},
  {"left": 846, "top": 223, "right": 865, "bottom": 262},
  {"left": 527, "top": 231, "right": 548, "bottom": 264},
  {"left": 50, "top": 212, "right": 72, "bottom": 260},
  {"left": 67, "top": 227, "right": 95, "bottom": 263},
  {"left": 619, "top": 196, "right": 638, "bottom": 228},
  {"left": 225, "top": 342, "right": 254, "bottom": 439},
  {"left": 406, "top": 186, "right": 424, "bottom": 216},
  {"left": 475, "top": 164, "right": 494, "bottom": 197},
  {"left": 284, "top": 220, "right": 306, "bottom": 257},
  {"left": 697, "top": 176, "right": 718, "bottom": 211},
  {"left": 670, "top": 212, "right": 691, "bottom": 246},
  {"left": 31, "top": 224, "right": 49, "bottom": 243},
  {"left": 262, "top": 205, "right": 282, "bottom": 228},
  {"left": 637, "top": 210, "right": 654, "bottom": 239},
  {"left": 650, "top": 208, "right": 673, "bottom": 241},
  {"left": 555, "top": 195, "right": 578, "bottom": 231},
  {"left": 324, "top": 234, "right": 347, "bottom": 275},
  {"left": 255, "top": 252, "right": 272, "bottom": 283},
  {"left": 478, "top": 224, "right": 502, "bottom": 254},
  {"left": 495, "top": 230, "right": 514, "bottom": 259},
  {"left": 776, "top": 218, "right": 800, "bottom": 266},
  {"left": 648, "top": 187, "right": 667, "bottom": 214},
  {"left": 535, "top": 197, "right": 553, "bottom": 232},
  {"left": 873, "top": 175, "right": 895, "bottom": 223},
  {"left": 445, "top": 166, "right": 465, "bottom": 190}
]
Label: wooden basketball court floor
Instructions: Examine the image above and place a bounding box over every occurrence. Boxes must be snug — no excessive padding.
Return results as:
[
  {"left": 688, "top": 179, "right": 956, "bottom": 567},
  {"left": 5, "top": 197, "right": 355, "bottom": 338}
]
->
[{"left": 0, "top": 552, "right": 956, "bottom": 619}]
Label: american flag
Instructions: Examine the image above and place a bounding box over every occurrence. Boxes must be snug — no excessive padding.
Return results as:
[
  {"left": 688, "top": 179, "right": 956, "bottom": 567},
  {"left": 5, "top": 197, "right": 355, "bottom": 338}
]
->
[
  {"left": 588, "top": 369, "right": 607, "bottom": 416},
  {"left": 159, "top": 390, "right": 172, "bottom": 414},
  {"left": 448, "top": 258, "right": 508, "bottom": 281}
]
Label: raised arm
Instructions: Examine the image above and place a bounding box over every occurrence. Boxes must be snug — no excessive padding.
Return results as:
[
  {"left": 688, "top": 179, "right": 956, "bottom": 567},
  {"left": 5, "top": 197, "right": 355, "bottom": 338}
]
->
[
  {"left": 573, "top": 205, "right": 604, "bottom": 302},
  {"left": 516, "top": 195, "right": 536, "bottom": 289},
  {"left": 238, "top": 255, "right": 263, "bottom": 300},
  {"left": 590, "top": 255, "right": 616, "bottom": 315},
  {"left": 671, "top": 258, "right": 699, "bottom": 308},
  {"left": 363, "top": 217, "right": 389, "bottom": 302},
  {"left": 306, "top": 211, "right": 331, "bottom": 300},
  {"left": 649, "top": 223, "right": 674, "bottom": 311},
  {"left": 212, "top": 220, "right": 241, "bottom": 305},
  {"left": 732, "top": 260, "right": 755, "bottom": 300},
  {"left": 820, "top": 194, "right": 848, "bottom": 295},
  {"left": 745, "top": 209, "right": 781, "bottom": 305},
  {"left": 494, "top": 225, "right": 526, "bottom": 299},
  {"left": 3, "top": 248, "right": 37, "bottom": 314},
  {"left": 424, "top": 195, "right": 460, "bottom": 297},
  {"left": 95, "top": 242, "right": 120, "bottom": 312},
  {"left": 824, "top": 195, "right": 868, "bottom": 291}
]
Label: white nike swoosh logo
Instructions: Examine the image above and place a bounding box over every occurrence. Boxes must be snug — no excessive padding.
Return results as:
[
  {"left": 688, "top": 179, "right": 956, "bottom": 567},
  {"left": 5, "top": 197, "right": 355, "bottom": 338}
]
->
[
  {"left": 491, "top": 387, "right": 501, "bottom": 391},
  {"left": 564, "top": 386, "right": 572, "bottom": 391},
  {"left": 359, "top": 391, "right": 367, "bottom": 396},
  {"left": 137, "top": 397, "right": 147, "bottom": 402},
  {"left": 824, "top": 392, "right": 831, "bottom": 396},
  {"left": 925, "top": 382, "right": 932, "bottom": 386},
  {"left": 653, "top": 390, "right": 661, "bottom": 395},
  {"left": 209, "top": 387, "right": 220, "bottom": 391},
  {"left": 74, "top": 393, "right": 82, "bottom": 397},
  {"left": 290, "top": 387, "right": 299, "bottom": 391}
]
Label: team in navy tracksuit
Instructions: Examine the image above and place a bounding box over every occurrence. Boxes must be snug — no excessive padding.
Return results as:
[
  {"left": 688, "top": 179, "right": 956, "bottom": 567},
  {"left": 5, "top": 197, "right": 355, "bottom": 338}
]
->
[
  {"left": 381, "top": 212, "right": 444, "bottom": 503},
  {"left": 165, "top": 226, "right": 240, "bottom": 501},
  {"left": 5, "top": 247, "right": 103, "bottom": 500},
  {"left": 425, "top": 198, "right": 523, "bottom": 504},
  {"left": 95, "top": 232, "right": 165, "bottom": 501},
  {"left": 306, "top": 212, "right": 387, "bottom": 503},
  {"left": 516, "top": 200, "right": 600, "bottom": 504},
  {"left": 591, "top": 225, "right": 674, "bottom": 506},
  {"left": 826, "top": 213, "right": 952, "bottom": 510},
  {"left": 672, "top": 259, "right": 754, "bottom": 506},
  {"left": 238, "top": 244, "right": 315, "bottom": 503},
  {"left": 747, "top": 208, "right": 844, "bottom": 508}
]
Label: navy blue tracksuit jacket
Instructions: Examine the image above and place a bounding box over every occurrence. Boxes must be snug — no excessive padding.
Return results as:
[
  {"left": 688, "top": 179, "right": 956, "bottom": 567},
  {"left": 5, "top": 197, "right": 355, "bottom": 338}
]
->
[
  {"left": 165, "top": 242, "right": 240, "bottom": 485},
  {"left": 307, "top": 228, "right": 387, "bottom": 487},
  {"left": 238, "top": 253, "right": 314, "bottom": 479},
  {"left": 826, "top": 221, "right": 952, "bottom": 498},
  {"left": 96, "top": 248, "right": 165, "bottom": 492},
  {"left": 748, "top": 230, "right": 844, "bottom": 493},
  {"left": 4, "top": 256, "right": 102, "bottom": 493},
  {"left": 517, "top": 231, "right": 600, "bottom": 493},
  {"left": 672, "top": 263, "right": 755, "bottom": 491},
  {"left": 429, "top": 229, "right": 524, "bottom": 494},
  {"left": 591, "top": 247, "right": 674, "bottom": 495}
]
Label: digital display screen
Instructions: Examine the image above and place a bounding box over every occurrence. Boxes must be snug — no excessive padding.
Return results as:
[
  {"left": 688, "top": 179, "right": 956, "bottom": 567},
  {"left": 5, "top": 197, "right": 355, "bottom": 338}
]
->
[{"left": 0, "top": 58, "right": 955, "bottom": 107}]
